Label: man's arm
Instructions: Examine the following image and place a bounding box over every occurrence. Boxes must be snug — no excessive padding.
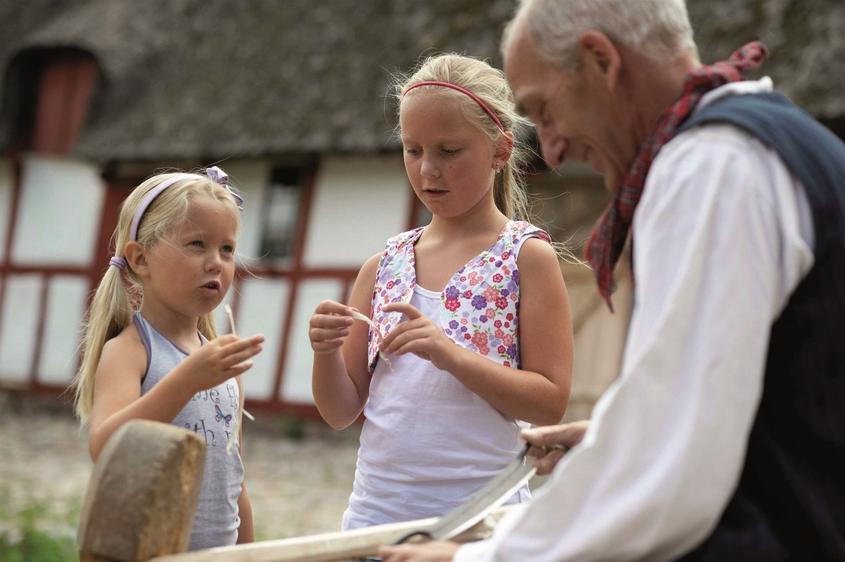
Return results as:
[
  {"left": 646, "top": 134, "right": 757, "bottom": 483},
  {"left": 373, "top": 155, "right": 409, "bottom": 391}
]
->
[{"left": 455, "top": 126, "right": 814, "bottom": 561}]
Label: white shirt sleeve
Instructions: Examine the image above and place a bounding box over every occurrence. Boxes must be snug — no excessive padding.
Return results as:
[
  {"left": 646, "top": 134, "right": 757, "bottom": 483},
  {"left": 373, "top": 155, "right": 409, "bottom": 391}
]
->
[{"left": 455, "top": 123, "right": 814, "bottom": 561}]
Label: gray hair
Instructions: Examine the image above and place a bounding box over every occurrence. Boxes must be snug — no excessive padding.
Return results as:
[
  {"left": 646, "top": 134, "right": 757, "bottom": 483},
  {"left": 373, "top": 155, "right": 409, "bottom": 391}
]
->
[{"left": 504, "top": 0, "right": 698, "bottom": 69}]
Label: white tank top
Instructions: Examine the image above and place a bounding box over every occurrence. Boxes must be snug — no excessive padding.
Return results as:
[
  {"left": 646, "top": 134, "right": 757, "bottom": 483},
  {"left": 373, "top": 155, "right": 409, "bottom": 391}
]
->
[{"left": 342, "top": 286, "right": 529, "bottom": 530}]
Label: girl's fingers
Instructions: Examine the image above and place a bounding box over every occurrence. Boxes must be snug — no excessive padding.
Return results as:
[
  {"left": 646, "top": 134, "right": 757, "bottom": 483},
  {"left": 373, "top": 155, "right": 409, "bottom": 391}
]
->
[
  {"left": 309, "top": 327, "right": 350, "bottom": 342},
  {"left": 220, "top": 335, "right": 265, "bottom": 356},
  {"left": 310, "top": 313, "right": 354, "bottom": 329},
  {"left": 314, "top": 300, "right": 355, "bottom": 315},
  {"left": 381, "top": 319, "right": 429, "bottom": 349},
  {"left": 392, "top": 341, "right": 431, "bottom": 359},
  {"left": 222, "top": 346, "right": 267, "bottom": 368},
  {"left": 221, "top": 335, "right": 265, "bottom": 353},
  {"left": 312, "top": 339, "right": 345, "bottom": 353},
  {"left": 382, "top": 326, "right": 431, "bottom": 354},
  {"left": 387, "top": 329, "right": 437, "bottom": 357},
  {"left": 212, "top": 334, "right": 240, "bottom": 346},
  {"left": 222, "top": 342, "right": 263, "bottom": 361},
  {"left": 227, "top": 360, "right": 254, "bottom": 375},
  {"left": 382, "top": 302, "right": 423, "bottom": 319}
]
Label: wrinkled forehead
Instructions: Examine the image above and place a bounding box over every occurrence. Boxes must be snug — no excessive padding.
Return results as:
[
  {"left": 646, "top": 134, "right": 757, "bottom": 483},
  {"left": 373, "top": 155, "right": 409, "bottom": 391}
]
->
[
  {"left": 502, "top": 15, "right": 538, "bottom": 71},
  {"left": 504, "top": 29, "right": 558, "bottom": 117}
]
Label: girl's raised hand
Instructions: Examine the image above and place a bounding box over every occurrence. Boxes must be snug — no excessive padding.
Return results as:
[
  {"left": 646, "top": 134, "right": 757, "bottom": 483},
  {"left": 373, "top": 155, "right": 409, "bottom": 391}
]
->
[
  {"left": 181, "top": 334, "right": 265, "bottom": 392},
  {"left": 309, "top": 300, "right": 355, "bottom": 354},
  {"left": 380, "top": 303, "right": 457, "bottom": 370}
]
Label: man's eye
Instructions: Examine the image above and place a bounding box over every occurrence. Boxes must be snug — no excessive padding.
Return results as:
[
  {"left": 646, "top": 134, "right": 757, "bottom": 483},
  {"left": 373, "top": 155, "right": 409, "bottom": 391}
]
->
[
  {"left": 540, "top": 104, "right": 552, "bottom": 125},
  {"left": 442, "top": 148, "right": 461, "bottom": 155},
  {"left": 404, "top": 146, "right": 420, "bottom": 155}
]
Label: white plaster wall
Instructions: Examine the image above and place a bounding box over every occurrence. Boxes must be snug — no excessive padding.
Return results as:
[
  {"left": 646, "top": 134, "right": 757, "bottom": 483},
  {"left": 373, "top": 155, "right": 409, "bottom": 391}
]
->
[
  {"left": 40, "top": 275, "right": 89, "bottom": 385},
  {"left": 214, "top": 160, "right": 271, "bottom": 263},
  {"left": 282, "top": 278, "right": 346, "bottom": 404},
  {"left": 12, "top": 155, "right": 105, "bottom": 265},
  {"left": 561, "top": 262, "right": 632, "bottom": 422},
  {"left": 234, "top": 278, "right": 290, "bottom": 401},
  {"left": 0, "top": 274, "right": 42, "bottom": 383},
  {"left": 0, "top": 159, "right": 12, "bottom": 263},
  {"left": 304, "top": 155, "right": 410, "bottom": 268}
]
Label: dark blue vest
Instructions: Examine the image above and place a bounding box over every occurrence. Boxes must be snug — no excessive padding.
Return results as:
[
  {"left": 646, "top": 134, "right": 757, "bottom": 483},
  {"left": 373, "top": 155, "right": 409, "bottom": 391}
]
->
[{"left": 676, "top": 93, "right": 845, "bottom": 560}]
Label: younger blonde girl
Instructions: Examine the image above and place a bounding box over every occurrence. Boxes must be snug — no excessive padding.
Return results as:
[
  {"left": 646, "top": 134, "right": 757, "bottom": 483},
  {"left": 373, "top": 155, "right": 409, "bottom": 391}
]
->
[{"left": 73, "top": 167, "right": 264, "bottom": 550}]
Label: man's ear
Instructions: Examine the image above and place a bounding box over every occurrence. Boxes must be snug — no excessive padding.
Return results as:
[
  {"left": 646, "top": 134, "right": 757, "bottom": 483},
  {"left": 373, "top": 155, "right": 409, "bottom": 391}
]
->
[
  {"left": 493, "top": 131, "right": 514, "bottom": 170},
  {"left": 577, "top": 30, "right": 622, "bottom": 93},
  {"left": 124, "top": 241, "right": 148, "bottom": 277}
]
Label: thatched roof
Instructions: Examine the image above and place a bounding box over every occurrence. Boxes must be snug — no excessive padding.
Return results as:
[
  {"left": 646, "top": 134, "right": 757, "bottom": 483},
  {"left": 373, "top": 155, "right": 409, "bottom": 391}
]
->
[
  {"left": 0, "top": 0, "right": 842, "bottom": 161},
  {"left": 688, "top": 0, "right": 845, "bottom": 120}
]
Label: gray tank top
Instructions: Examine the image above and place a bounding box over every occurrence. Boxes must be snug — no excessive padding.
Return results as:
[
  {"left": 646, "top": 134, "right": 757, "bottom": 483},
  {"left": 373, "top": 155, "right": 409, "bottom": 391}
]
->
[{"left": 135, "top": 313, "right": 244, "bottom": 550}]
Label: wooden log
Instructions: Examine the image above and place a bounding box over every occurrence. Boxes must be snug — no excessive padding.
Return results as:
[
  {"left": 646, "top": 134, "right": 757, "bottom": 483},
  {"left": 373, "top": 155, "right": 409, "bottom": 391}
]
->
[
  {"left": 151, "top": 504, "right": 520, "bottom": 562},
  {"left": 78, "top": 420, "right": 206, "bottom": 562}
]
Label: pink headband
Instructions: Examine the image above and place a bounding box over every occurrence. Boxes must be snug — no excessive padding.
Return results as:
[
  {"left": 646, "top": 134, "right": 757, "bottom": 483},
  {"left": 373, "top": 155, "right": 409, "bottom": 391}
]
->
[
  {"left": 110, "top": 166, "right": 242, "bottom": 270},
  {"left": 402, "top": 80, "right": 506, "bottom": 134}
]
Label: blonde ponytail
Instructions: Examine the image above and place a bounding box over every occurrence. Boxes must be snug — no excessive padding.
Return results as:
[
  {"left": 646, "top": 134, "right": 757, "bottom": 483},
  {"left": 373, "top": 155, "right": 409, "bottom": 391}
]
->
[{"left": 73, "top": 266, "right": 135, "bottom": 422}]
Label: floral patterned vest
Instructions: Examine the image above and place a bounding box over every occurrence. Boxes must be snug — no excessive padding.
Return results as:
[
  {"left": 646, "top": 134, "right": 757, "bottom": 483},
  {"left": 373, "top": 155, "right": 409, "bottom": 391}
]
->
[{"left": 367, "top": 220, "right": 551, "bottom": 372}]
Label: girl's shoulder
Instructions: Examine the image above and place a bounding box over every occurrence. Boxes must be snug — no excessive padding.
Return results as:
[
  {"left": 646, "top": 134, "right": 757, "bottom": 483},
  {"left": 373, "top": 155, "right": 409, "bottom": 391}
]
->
[
  {"left": 483, "top": 220, "right": 552, "bottom": 264},
  {"left": 373, "top": 227, "right": 425, "bottom": 276},
  {"left": 505, "top": 220, "right": 551, "bottom": 244},
  {"left": 107, "top": 319, "right": 144, "bottom": 351},
  {"left": 383, "top": 226, "right": 425, "bottom": 253},
  {"left": 97, "top": 319, "right": 149, "bottom": 381}
]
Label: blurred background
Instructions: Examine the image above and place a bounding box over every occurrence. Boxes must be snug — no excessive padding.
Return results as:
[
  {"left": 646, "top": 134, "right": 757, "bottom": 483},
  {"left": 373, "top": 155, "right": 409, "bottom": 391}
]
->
[{"left": 0, "top": 0, "right": 842, "bottom": 559}]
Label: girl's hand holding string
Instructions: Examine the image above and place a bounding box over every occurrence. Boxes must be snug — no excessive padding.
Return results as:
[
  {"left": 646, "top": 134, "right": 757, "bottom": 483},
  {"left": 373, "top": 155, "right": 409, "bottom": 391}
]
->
[
  {"left": 308, "top": 300, "right": 355, "bottom": 354},
  {"left": 380, "top": 303, "right": 457, "bottom": 371},
  {"left": 178, "top": 334, "right": 265, "bottom": 392}
]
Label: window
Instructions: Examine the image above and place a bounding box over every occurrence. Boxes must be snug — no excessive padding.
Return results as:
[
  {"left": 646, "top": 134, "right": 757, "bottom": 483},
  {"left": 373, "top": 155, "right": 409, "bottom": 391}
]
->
[{"left": 259, "top": 166, "right": 305, "bottom": 264}]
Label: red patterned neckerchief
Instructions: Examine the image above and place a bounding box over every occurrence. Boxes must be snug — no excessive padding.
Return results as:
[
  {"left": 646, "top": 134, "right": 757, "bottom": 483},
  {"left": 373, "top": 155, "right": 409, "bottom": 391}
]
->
[{"left": 584, "top": 42, "right": 768, "bottom": 311}]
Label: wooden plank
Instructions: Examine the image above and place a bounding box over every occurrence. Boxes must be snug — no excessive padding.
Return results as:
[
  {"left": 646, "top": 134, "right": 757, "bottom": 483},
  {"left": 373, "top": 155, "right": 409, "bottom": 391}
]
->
[
  {"left": 78, "top": 420, "right": 206, "bottom": 562},
  {"left": 151, "top": 504, "right": 519, "bottom": 562}
]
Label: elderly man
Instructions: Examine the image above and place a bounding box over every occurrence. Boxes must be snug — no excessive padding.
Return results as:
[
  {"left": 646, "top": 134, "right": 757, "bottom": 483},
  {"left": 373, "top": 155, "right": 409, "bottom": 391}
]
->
[{"left": 380, "top": 0, "right": 845, "bottom": 560}]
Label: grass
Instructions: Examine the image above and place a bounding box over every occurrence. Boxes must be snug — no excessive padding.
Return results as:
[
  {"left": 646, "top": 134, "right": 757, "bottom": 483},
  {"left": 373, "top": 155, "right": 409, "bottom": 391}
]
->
[{"left": 0, "top": 487, "right": 79, "bottom": 562}]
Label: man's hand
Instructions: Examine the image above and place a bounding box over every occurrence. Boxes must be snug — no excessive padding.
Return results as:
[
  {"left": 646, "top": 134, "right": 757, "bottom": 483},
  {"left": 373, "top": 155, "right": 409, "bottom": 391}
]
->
[
  {"left": 378, "top": 540, "right": 460, "bottom": 561},
  {"left": 522, "top": 420, "right": 589, "bottom": 475}
]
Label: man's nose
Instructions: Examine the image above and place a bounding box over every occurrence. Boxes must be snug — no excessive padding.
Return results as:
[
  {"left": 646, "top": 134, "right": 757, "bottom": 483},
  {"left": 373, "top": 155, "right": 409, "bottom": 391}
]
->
[{"left": 539, "top": 128, "right": 568, "bottom": 169}]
